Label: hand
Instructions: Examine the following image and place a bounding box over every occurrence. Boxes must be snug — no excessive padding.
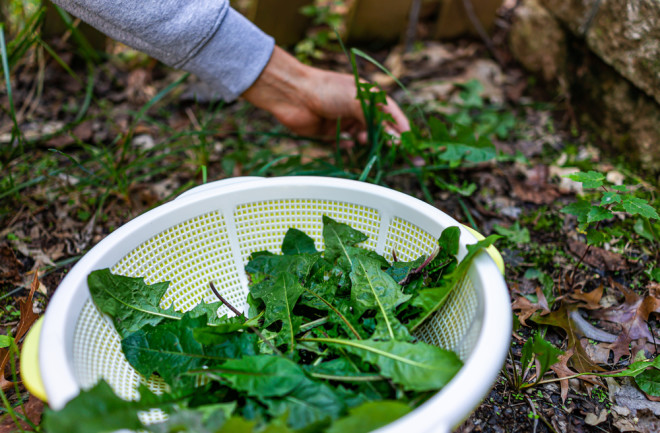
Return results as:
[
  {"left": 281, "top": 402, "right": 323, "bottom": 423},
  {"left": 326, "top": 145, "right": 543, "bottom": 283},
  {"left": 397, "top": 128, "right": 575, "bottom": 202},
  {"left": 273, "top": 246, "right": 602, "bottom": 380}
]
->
[{"left": 241, "top": 46, "right": 410, "bottom": 141}]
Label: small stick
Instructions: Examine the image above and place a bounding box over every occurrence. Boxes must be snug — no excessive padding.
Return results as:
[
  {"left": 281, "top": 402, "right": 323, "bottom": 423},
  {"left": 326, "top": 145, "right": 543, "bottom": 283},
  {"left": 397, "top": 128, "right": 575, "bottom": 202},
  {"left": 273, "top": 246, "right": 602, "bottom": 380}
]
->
[
  {"left": 209, "top": 282, "right": 244, "bottom": 318},
  {"left": 209, "top": 282, "right": 283, "bottom": 356},
  {"left": 461, "top": 0, "right": 505, "bottom": 66},
  {"left": 404, "top": 0, "right": 422, "bottom": 53},
  {"left": 524, "top": 395, "right": 539, "bottom": 433}
]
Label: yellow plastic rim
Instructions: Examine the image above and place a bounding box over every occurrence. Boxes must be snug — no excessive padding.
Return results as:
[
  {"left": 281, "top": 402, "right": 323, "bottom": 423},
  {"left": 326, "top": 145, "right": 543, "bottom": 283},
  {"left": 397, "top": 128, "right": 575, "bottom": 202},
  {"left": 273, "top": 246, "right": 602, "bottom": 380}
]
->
[
  {"left": 463, "top": 225, "right": 505, "bottom": 276},
  {"left": 20, "top": 316, "right": 47, "bottom": 402}
]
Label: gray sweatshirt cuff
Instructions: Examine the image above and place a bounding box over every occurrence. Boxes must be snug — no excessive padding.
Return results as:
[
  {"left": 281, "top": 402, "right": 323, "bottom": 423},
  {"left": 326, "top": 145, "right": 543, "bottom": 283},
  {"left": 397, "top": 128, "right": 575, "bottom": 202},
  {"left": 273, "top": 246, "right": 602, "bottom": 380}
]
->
[{"left": 180, "top": 8, "right": 275, "bottom": 102}]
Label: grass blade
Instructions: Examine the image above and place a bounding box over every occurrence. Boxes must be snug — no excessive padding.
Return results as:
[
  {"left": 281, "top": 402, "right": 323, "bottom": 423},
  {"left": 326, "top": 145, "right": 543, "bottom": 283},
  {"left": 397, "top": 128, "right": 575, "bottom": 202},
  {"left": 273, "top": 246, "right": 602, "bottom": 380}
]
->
[{"left": 0, "top": 23, "right": 22, "bottom": 160}]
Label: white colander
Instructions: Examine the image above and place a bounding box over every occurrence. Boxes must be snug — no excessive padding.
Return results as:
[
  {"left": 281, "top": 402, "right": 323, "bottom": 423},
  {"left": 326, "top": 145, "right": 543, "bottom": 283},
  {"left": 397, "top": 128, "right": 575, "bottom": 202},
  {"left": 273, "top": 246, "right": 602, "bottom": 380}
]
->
[{"left": 38, "top": 176, "right": 511, "bottom": 433}]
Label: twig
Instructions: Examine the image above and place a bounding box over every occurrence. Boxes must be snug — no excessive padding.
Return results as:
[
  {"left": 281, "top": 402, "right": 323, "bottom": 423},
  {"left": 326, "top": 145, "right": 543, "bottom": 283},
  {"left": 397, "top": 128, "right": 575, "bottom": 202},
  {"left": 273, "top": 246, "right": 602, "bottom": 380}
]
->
[
  {"left": 525, "top": 396, "right": 539, "bottom": 433},
  {"left": 404, "top": 0, "right": 422, "bottom": 53},
  {"left": 461, "top": 0, "right": 505, "bottom": 66},
  {"left": 648, "top": 320, "right": 658, "bottom": 356},
  {"left": 208, "top": 282, "right": 283, "bottom": 356}
]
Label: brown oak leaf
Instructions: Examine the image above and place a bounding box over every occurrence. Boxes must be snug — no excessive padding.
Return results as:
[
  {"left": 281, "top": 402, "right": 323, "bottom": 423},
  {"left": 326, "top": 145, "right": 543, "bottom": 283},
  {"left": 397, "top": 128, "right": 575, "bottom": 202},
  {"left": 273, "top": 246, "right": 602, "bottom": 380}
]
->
[
  {"left": 593, "top": 282, "right": 660, "bottom": 363},
  {"left": 0, "top": 274, "right": 41, "bottom": 391},
  {"left": 568, "top": 239, "right": 627, "bottom": 272},
  {"left": 532, "top": 303, "right": 606, "bottom": 373},
  {"left": 568, "top": 285, "right": 604, "bottom": 310},
  {"left": 549, "top": 349, "right": 601, "bottom": 403},
  {"left": 512, "top": 286, "right": 550, "bottom": 326}
]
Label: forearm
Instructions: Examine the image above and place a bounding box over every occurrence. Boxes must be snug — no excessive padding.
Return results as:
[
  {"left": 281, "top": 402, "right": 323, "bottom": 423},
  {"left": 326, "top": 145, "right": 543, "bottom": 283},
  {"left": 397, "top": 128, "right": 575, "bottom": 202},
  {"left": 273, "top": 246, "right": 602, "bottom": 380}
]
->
[{"left": 50, "top": 0, "right": 274, "bottom": 100}]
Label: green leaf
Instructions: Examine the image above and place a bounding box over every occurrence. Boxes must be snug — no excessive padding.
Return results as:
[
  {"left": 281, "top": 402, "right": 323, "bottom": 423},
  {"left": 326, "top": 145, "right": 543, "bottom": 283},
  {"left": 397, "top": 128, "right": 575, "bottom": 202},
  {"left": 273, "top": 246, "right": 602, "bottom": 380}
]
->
[
  {"left": 0, "top": 335, "right": 12, "bottom": 348},
  {"left": 600, "top": 192, "right": 621, "bottom": 206},
  {"left": 560, "top": 200, "right": 591, "bottom": 224},
  {"left": 408, "top": 235, "right": 500, "bottom": 332},
  {"left": 438, "top": 130, "right": 496, "bottom": 163},
  {"left": 212, "top": 355, "right": 307, "bottom": 398},
  {"left": 621, "top": 196, "right": 659, "bottom": 220},
  {"left": 88, "top": 268, "right": 181, "bottom": 338},
  {"left": 122, "top": 314, "right": 233, "bottom": 386},
  {"left": 216, "top": 417, "right": 257, "bottom": 433},
  {"left": 42, "top": 380, "right": 179, "bottom": 433},
  {"left": 493, "top": 222, "right": 530, "bottom": 245},
  {"left": 322, "top": 215, "right": 369, "bottom": 266},
  {"left": 634, "top": 368, "right": 660, "bottom": 397},
  {"left": 145, "top": 404, "right": 231, "bottom": 433},
  {"left": 282, "top": 228, "right": 318, "bottom": 256},
  {"left": 384, "top": 256, "right": 426, "bottom": 285},
  {"left": 410, "top": 285, "right": 453, "bottom": 315},
  {"left": 326, "top": 400, "right": 412, "bottom": 433},
  {"left": 246, "top": 252, "right": 322, "bottom": 283},
  {"left": 349, "top": 256, "right": 411, "bottom": 338},
  {"left": 650, "top": 268, "right": 660, "bottom": 283},
  {"left": 191, "top": 312, "right": 249, "bottom": 333},
  {"left": 520, "top": 334, "right": 563, "bottom": 381},
  {"left": 634, "top": 218, "right": 656, "bottom": 242},
  {"left": 307, "top": 338, "right": 462, "bottom": 391},
  {"left": 567, "top": 171, "right": 605, "bottom": 189},
  {"left": 371, "top": 311, "right": 413, "bottom": 342},
  {"left": 586, "top": 229, "right": 607, "bottom": 246},
  {"left": 122, "top": 314, "right": 257, "bottom": 387},
  {"left": 265, "top": 375, "right": 346, "bottom": 431},
  {"left": 587, "top": 206, "right": 613, "bottom": 223},
  {"left": 250, "top": 273, "right": 304, "bottom": 352},
  {"left": 601, "top": 357, "right": 660, "bottom": 379}
]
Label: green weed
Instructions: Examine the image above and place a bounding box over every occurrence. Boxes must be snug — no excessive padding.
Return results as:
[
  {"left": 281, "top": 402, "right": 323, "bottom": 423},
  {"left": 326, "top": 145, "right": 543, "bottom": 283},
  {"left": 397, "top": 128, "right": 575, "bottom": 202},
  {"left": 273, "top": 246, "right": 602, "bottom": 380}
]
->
[
  {"left": 560, "top": 170, "right": 659, "bottom": 283},
  {"left": 296, "top": 0, "right": 345, "bottom": 62}
]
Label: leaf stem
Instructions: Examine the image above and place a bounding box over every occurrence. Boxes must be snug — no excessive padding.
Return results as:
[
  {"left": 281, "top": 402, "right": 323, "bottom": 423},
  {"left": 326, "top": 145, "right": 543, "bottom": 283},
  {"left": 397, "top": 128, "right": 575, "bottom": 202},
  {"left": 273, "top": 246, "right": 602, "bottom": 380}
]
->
[
  {"left": 308, "top": 372, "right": 385, "bottom": 382},
  {"left": 300, "top": 317, "right": 328, "bottom": 331},
  {"left": 303, "top": 288, "right": 361, "bottom": 339},
  {"left": 209, "top": 282, "right": 283, "bottom": 356}
]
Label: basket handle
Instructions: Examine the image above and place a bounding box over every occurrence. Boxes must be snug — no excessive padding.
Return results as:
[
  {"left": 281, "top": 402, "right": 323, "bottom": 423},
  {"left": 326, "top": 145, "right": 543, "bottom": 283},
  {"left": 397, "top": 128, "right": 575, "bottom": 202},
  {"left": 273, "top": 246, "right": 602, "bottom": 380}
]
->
[{"left": 19, "top": 316, "right": 48, "bottom": 402}]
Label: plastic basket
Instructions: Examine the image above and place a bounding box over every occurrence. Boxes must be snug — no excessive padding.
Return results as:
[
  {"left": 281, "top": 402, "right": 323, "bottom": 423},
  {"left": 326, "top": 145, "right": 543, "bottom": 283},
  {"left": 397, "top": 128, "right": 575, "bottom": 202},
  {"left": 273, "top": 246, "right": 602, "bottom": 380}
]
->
[{"left": 34, "top": 176, "right": 511, "bottom": 433}]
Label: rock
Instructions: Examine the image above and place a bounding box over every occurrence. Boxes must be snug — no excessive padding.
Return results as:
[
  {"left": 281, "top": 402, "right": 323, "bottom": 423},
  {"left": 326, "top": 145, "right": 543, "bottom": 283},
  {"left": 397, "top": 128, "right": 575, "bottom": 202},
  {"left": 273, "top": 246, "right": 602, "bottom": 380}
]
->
[
  {"left": 539, "top": 0, "right": 600, "bottom": 35},
  {"left": 509, "top": 0, "right": 567, "bottom": 81},
  {"left": 586, "top": 0, "right": 660, "bottom": 106},
  {"left": 571, "top": 44, "right": 660, "bottom": 171},
  {"left": 541, "top": 0, "right": 660, "bottom": 107},
  {"left": 606, "top": 377, "right": 660, "bottom": 416}
]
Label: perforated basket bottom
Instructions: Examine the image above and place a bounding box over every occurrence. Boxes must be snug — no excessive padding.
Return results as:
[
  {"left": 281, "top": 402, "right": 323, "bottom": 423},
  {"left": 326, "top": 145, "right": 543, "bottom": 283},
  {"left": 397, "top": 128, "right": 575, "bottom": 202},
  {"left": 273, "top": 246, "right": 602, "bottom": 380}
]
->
[{"left": 71, "top": 198, "right": 481, "bottom": 425}]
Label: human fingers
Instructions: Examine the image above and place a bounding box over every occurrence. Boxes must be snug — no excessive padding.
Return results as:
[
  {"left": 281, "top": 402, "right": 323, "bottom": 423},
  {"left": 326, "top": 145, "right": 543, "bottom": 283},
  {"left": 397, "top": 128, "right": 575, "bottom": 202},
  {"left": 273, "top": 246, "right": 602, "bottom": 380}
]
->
[{"left": 382, "top": 96, "right": 410, "bottom": 134}]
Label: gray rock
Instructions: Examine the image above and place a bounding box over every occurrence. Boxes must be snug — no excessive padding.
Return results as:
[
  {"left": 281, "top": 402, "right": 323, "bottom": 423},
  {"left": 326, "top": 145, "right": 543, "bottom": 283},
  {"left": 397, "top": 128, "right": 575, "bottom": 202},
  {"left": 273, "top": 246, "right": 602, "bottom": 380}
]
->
[
  {"left": 541, "top": 0, "right": 660, "bottom": 106},
  {"left": 510, "top": 0, "right": 567, "bottom": 81}
]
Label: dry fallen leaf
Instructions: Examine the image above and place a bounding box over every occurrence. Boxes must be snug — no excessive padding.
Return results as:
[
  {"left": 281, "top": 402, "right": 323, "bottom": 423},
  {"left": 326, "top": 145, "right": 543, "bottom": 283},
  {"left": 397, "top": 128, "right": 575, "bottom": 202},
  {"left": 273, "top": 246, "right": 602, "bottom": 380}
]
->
[
  {"left": 512, "top": 286, "right": 550, "bottom": 326},
  {"left": 606, "top": 377, "right": 660, "bottom": 417},
  {"left": 0, "top": 245, "right": 22, "bottom": 285},
  {"left": 510, "top": 165, "right": 561, "bottom": 205},
  {"left": 0, "top": 274, "right": 41, "bottom": 391},
  {"left": 549, "top": 348, "right": 601, "bottom": 403},
  {"left": 567, "top": 239, "right": 627, "bottom": 272},
  {"left": 533, "top": 303, "right": 606, "bottom": 373},
  {"left": 568, "top": 285, "right": 604, "bottom": 310},
  {"left": 584, "top": 408, "right": 608, "bottom": 426},
  {"left": 594, "top": 282, "right": 660, "bottom": 363},
  {"left": 0, "top": 394, "right": 43, "bottom": 432}
]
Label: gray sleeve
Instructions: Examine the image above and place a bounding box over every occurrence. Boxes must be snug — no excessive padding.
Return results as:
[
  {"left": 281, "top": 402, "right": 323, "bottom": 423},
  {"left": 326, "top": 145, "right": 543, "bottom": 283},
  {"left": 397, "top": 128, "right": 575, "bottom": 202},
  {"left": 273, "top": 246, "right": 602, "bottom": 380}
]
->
[{"left": 50, "top": 0, "right": 274, "bottom": 101}]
